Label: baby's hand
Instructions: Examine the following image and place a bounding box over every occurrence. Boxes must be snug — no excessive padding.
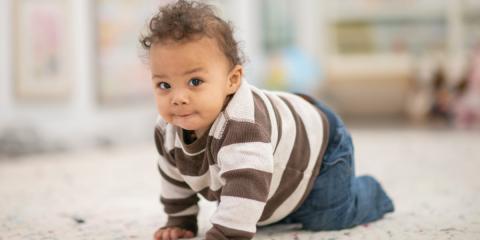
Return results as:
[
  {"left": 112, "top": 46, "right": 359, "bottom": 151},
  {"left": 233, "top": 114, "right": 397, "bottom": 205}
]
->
[{"left": 153, "top": 227, "right": 195, "bottom": 240}]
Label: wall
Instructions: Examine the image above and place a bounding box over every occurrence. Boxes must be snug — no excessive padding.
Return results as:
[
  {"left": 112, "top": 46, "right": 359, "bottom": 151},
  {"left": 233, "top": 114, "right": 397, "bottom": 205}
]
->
[
  {"left": 0, "top": 0, "right": 266, "bottom": 156},
  {"left": 0, "top": 1, "right": 157, "bottom": 155}
]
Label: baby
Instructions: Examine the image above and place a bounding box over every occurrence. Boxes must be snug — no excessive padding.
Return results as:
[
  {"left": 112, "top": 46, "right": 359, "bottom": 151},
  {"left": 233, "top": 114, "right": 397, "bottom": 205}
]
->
[{"left": 140, "top": 1, "right": 394, "bottom": 239}]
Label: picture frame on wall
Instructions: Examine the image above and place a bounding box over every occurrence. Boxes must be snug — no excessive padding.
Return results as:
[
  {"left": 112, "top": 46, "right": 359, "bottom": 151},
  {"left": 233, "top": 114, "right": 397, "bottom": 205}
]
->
[
  {"left": 13, "top": 0, "right": 72, "bottom": 102},
  {"left": 95, "top": 0, "right": 172, "bottom": 105}
]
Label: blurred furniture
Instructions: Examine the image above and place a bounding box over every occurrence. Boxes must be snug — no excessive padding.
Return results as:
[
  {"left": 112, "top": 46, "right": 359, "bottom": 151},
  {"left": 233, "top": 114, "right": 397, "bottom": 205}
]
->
[
  {"left": 325, "top": 54, "right": 412, "bottom": 117},
  {"left": 319, "top": 0, "right": 480, "bottom": 118}
]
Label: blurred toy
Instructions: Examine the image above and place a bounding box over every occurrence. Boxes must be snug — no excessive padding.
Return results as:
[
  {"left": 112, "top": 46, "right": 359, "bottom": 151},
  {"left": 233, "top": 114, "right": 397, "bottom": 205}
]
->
[
  {"left": 452, "top": 46, "right": 480, "bottom": 129},
  {"left": 430, "top": 67, "right": 452, "bottom": 122},
  {"left": 406, "top": 54, "right": 436, "bottom": 123},
  {"left": 407, "top": 53, "right": 453, "bottom": 125},
  {"left": 264, "top": 47, "right": 322, "bottom": 95}
]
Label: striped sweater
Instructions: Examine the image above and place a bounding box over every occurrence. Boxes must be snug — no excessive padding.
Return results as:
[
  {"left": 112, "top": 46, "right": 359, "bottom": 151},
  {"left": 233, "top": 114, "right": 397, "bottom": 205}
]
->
[{"left": 155, "top": 79, "right": 330, "bottom": 239}]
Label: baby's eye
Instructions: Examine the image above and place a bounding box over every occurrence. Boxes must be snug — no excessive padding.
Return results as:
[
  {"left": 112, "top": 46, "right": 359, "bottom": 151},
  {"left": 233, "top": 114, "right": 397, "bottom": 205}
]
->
[
  {"left": 157, "top": 82, "right": 171, "bottom": 90},
  {"left": 188, "top": 78, "right": 203, "bottom": 87}
]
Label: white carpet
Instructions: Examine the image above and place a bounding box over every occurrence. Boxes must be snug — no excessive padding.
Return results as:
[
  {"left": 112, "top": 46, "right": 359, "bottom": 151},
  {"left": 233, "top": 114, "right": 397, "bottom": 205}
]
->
[{"left": 1, "top": 128, "right": 479, "bottom": 239}]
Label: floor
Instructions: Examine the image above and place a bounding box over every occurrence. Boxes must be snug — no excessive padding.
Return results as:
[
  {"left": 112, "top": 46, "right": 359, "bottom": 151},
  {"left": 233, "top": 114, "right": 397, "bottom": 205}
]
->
[{"left": 1, "top": 127, "right": 479, "bottom": 239}]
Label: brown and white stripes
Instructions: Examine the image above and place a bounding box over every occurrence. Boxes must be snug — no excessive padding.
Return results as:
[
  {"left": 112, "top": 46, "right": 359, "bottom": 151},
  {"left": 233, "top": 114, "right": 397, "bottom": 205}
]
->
[{"left": 155, "top": 79, "right": 330, "bottom": 239}]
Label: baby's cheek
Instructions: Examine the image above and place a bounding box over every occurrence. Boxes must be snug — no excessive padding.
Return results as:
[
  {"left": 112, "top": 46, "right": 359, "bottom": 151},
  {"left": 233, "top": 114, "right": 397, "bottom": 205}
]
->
[{"left": 157, "top": 108, "right": 171, "bottom": 122}]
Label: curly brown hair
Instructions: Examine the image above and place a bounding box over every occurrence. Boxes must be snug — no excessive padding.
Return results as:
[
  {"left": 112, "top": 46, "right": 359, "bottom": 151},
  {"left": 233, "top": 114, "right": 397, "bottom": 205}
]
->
[{"left": 140, "top": 0, "right": 244, "bottom": 67}]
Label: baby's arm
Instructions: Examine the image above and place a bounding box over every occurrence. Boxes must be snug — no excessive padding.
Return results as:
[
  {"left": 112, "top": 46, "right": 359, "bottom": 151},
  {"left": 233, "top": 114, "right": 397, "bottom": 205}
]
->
[
  {"left": 157, "top": 155, "right": 199, "bottom": 236},
  {"left": 206, "top": 124, "right": 274, "bottom": 240},
  {"left": 154, "top": 127, "right": 199, "bottom": 236}
]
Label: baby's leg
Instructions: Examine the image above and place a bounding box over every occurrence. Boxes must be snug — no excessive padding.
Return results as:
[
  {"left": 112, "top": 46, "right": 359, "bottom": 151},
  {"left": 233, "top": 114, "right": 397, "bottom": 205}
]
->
[{"left": 290, "top": 125, "right": 394, "bottom": 231}]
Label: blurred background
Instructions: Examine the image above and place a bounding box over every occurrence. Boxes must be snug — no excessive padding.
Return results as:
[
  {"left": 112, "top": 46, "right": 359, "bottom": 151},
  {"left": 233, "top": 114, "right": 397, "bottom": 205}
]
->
[
  {"left": 2, "top": 1, "right": 480, "bottom": 239},
  {"left": 1, "top": 0, "right": 480, "bottom": 158}
]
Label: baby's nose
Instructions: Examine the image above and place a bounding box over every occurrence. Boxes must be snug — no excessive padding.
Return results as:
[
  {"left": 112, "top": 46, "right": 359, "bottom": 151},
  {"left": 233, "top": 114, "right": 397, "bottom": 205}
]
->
[
  {"left": 173, "top": 99, "right": 188, "bottom": 105},
  {"left": 171, "top": 91, "right": 189, "bottom": 105}
]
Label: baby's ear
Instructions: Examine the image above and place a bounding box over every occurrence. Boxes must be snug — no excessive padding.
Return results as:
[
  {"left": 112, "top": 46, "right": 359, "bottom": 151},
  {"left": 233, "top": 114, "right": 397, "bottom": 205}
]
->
[{"left": 227, "top": 65, "right": 243, "bottom": 94}]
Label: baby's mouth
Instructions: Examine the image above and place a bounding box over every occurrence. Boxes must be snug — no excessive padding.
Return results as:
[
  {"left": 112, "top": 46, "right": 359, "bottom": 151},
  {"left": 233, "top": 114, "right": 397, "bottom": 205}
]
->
[{"left": 174, "top": 112, "right": 195, "bottom": 118}]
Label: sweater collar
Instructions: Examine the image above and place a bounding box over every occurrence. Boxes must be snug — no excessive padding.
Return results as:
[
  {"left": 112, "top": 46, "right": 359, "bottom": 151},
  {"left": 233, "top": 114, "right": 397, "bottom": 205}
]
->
[{"left": 175, "top": 126, "right": 210, "bottom": 155}]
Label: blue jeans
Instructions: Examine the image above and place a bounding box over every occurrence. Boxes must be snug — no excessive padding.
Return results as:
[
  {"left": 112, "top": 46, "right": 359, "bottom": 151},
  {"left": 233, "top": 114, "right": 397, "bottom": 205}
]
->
[{"left": 274, "top": 97, "right": 394, "bottom": 230}]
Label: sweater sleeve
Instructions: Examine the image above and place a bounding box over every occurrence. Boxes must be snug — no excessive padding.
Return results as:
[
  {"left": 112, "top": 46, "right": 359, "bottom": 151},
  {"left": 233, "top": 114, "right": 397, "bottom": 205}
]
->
[
  {"left": 206, "top": 123, "right": 274, "bottom": 240},
  {"left": 155, "top": 129, "right": 199, "bottom": 235}
]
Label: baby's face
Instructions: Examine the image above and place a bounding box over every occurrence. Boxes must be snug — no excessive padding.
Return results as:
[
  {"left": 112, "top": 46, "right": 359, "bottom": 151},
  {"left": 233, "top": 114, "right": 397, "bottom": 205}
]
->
[{"left": 149, "top": 37, "right": 242, "bottom": 137}]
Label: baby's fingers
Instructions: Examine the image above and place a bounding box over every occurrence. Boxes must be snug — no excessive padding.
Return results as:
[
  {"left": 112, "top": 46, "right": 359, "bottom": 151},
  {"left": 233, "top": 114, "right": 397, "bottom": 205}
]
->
[
  {"left": 169, "top": 228, "right": 190, "bottom": 240},
  {"left": 153, "top": 228, "right": 164, "bottom": 240},
  {"left": 153, "top": 228, "right": 174, "bottom": 240},
  {"left": 154, "top": 227, "right": 194, "bottom": 240},
  {"left": 183, "top": 230, "right": 194, "bottom": 238}
]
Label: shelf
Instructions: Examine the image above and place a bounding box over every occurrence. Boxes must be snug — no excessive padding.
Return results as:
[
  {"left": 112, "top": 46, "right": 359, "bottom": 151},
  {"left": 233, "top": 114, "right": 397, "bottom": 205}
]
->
[{"left": 327, "top": 7, "right": 446, "bottom": 23}]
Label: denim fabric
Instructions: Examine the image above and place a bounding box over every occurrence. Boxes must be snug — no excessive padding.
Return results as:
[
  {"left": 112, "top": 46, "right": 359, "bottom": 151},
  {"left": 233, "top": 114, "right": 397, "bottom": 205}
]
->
[{"left": 273, "top": 99, "right": 394, "bottom": 231}]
